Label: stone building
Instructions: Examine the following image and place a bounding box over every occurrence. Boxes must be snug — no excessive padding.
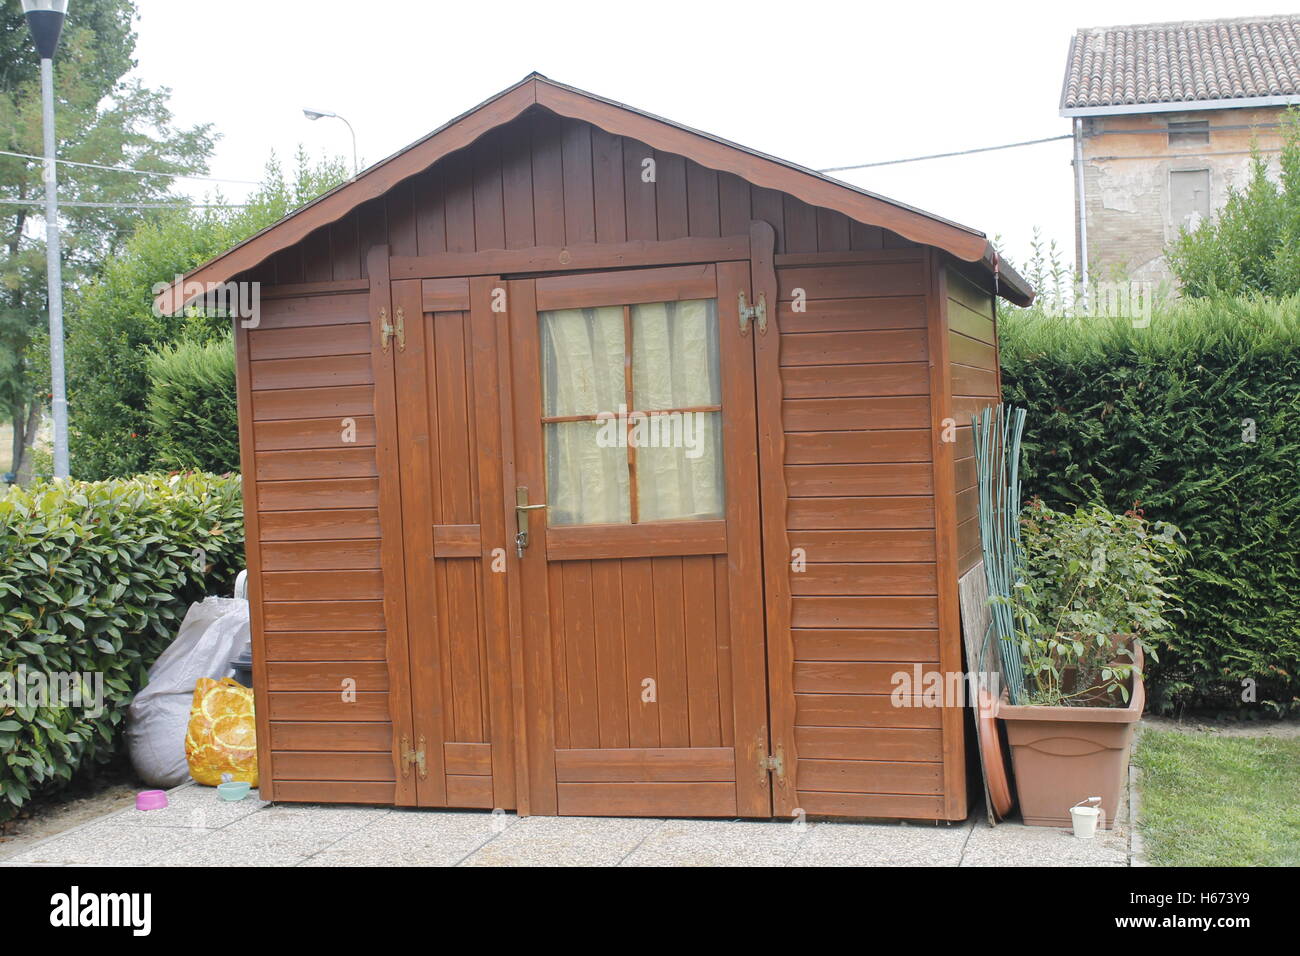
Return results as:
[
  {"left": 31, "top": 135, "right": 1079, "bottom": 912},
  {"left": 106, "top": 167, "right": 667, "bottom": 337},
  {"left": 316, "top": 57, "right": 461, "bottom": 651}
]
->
[{"left": 1061, "top": 15, "right": 1300, "bottom": 286}]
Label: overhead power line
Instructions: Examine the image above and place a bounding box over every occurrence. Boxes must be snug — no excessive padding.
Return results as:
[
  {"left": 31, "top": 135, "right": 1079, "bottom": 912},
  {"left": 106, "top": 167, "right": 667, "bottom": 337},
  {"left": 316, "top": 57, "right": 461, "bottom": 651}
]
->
[
  {"left": 0, "top": 147, "right": 260, "bottom": 185},
  {"left": 819, "top": 134, "right": 1073, "bottom": 173},
  {"left": 0, "top": 198, "right": 249, "bottom": 209}
]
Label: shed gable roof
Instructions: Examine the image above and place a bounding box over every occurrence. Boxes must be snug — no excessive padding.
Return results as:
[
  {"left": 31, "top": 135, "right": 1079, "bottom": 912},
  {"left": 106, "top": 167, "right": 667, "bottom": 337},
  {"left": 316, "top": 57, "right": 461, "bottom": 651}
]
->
[
  {"left": 1061, "top": 14, "right": 1300, "bottom": 115},
  {"left": 155, "top": 73, "right": 1030, "bottom": 311}
]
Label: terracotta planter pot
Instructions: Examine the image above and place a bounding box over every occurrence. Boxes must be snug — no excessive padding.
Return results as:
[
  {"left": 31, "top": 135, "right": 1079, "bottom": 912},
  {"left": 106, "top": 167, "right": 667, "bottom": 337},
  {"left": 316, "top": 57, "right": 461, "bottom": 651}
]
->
[{"left": 996, "top": 648, "right": 1144, "bottom": 828}]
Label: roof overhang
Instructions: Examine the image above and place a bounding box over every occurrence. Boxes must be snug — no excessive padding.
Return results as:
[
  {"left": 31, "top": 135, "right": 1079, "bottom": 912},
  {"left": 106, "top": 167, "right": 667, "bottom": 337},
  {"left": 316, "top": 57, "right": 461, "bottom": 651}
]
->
[
  {"left": 155, "top": 73, "right": 1033, "bottom": 313},
  {"left": 1061, "top": 94, "right": 1300, "bottom": 118}
]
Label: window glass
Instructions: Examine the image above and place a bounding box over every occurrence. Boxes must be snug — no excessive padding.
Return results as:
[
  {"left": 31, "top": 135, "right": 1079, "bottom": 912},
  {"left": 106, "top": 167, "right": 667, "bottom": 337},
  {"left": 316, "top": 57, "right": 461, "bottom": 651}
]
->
[{"left": 539, "top": 297, "right": 724, "bottom": 525}]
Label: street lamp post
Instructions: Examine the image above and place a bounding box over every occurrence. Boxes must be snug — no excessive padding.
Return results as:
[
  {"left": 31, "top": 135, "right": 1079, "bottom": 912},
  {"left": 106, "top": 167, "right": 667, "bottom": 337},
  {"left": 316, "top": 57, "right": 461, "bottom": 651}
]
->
[
  {"left": 303, "top": 108, "right": 359, "bottom": 177},
  {"left": 22, "top": 0, "right": 70, "bottom": 479}
]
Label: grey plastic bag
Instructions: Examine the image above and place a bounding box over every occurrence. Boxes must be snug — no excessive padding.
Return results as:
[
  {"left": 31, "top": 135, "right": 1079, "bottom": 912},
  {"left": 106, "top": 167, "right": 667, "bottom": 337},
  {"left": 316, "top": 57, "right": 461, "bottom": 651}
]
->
[{"left": 126, "top": 597, "right": 251, "bottom": 787}]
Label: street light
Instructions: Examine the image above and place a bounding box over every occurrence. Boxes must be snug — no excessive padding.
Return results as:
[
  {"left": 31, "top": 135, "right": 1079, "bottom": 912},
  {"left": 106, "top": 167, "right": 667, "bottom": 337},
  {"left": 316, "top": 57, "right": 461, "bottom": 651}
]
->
[
  {"left": 22, "top": 0, "right": 70, "bottom": 479},
  {"left": 303, "top": 108, "right": 358, "bottom": 176}
]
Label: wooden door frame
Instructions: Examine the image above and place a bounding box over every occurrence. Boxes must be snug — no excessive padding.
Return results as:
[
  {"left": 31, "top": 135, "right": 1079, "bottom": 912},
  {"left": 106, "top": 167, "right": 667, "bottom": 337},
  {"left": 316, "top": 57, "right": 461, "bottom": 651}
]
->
[
  {"left": 748, "top": 221, "right": 798, "bottom": 816},
  {"left": 368, "top": 245, "right": 419, "bottom": 806}
]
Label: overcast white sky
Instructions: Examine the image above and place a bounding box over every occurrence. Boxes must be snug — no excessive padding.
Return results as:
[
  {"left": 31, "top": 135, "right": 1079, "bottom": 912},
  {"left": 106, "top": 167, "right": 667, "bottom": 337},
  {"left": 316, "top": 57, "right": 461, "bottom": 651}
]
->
[{"left": 130, "top": 0, "right": 1300, "bottom": 270}]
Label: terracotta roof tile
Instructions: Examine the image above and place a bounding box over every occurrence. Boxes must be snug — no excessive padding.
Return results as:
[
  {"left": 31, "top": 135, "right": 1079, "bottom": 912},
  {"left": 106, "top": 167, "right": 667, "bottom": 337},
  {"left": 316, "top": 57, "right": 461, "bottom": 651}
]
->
[{"left": 1061, "top": 15, "right": 1300, "bottom": 110}]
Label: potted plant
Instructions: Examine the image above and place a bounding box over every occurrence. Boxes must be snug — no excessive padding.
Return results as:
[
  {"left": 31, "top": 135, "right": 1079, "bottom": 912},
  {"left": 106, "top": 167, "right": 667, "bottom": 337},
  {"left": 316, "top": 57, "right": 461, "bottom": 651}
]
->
[{"left": 996, "top": 500, "right": 1186, "bottom": 827}]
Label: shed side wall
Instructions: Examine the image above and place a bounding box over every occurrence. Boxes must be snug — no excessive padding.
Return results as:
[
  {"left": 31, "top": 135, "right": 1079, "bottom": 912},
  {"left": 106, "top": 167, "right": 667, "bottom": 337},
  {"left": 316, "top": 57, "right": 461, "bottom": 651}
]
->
[
  {"left": 945, "top": 266, "right": 1001, "bottom": 577},
  {"left": 238, "top": 288, "right": 397, "bottom": 804},
  {"left": 776, "top": 252, "right": 951, "bottom": 819}
]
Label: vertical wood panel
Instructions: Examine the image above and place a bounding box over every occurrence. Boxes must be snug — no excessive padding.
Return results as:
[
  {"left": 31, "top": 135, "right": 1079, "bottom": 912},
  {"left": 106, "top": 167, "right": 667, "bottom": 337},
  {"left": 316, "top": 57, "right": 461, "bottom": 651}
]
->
[
  {"left": 686, "top": 162, "right": 720, "bottom": 238},
  {"left": 621, "top": 557, "right": 660, "bottom": 749},
  {"left": 501, "top": 129, "right": 535, "bottom": 249},
  {"left": 683, "top": 554, "right": 721, "bottom": 746},
  {"left": 591, "top": 127, "right": 627, "bottom": 244},
  {"left": 592, "top": 560, "right": 630, "bottom": 749},
  {"left": 413, "top": 167, "right": 446, "bottom": 255},
  {"left": 531, "top": 112, "right": 566, "bottom": 247},
  {"left": 443, "top": 151, "right": 476, "bottom": 254},
  {"left": 655, "top": 151, "right": 689, "bottom": 241},
  {"left": 472, "top": 130, "right": 506, "bottom": 251},
  {"left": 561, "top": 119, "right": 596, "bottom": 245},
  {"left": 623, "top": 137, "right": 657, "bottom": 241},
  {"left": 651, "top": 557, "right": 689, "bottom": 747}
]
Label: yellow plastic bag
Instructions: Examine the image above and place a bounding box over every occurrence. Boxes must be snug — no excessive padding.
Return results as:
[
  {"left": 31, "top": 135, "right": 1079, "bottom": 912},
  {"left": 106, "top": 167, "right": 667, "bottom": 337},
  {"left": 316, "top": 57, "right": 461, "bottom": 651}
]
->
[{"left": 185, "top": 677, "right": 258, "bottom": 787}]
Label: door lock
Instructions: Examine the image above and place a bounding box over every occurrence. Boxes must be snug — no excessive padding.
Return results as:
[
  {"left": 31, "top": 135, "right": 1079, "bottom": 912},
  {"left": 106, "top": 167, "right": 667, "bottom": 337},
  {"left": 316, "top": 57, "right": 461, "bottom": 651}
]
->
[{"left": 515, "top": 486, "right": 547, "bottom": 557}]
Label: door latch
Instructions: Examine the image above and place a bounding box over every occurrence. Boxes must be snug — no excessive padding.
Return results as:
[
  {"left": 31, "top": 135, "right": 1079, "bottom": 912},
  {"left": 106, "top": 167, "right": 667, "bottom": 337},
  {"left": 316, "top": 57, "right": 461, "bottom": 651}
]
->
[
  {"left": 515, "top": 486, "right": 547, "bottom": 557},
  {"left": 738, "top": 291, "right": 767, "bottom": 335}
]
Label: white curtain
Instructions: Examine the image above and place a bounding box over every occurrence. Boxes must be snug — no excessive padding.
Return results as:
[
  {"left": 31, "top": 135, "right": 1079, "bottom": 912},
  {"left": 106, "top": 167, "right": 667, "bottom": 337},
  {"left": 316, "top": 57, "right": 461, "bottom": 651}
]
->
[
  {"left": 631, "top": 300, "right": 723, "bottom": 522},
  {"left": 539, "top": 299, "right": 724, "bottom": 526}
]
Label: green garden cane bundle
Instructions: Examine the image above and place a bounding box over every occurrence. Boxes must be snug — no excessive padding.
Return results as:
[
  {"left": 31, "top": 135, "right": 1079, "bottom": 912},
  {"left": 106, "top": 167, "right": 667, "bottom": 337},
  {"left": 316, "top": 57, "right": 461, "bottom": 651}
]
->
[{"left": 973, "top": 404, "right": 1028, "bottom": 703}]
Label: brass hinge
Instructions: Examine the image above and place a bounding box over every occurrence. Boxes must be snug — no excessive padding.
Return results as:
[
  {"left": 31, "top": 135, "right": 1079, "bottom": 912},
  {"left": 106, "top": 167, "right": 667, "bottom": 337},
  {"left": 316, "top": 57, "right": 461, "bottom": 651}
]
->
[
  {"left": 761, "top": 751, "right": 784, "bottom": 778},
  {"left": 400, "top": 734, "right": 427, "bottom": 779},
  {"left": 379, "top": 306, "right": 406, "bottom": 353},
  {"left": 738, "top": 291, "right": 767, "bottom": 335}
]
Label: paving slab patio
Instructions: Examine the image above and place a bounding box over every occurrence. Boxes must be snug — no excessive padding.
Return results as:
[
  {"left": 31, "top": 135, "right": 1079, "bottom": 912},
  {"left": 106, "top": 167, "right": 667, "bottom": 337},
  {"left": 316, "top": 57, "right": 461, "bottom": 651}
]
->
[{"left": 0, "top": 776, "right": 1136, "bottom": 866}]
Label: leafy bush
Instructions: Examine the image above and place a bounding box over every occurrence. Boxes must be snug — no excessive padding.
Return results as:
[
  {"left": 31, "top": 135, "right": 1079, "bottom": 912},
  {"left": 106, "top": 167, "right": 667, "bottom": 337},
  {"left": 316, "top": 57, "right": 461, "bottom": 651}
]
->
[
  {"left": 1012, "top": 500, "right": 1187, "bottom": 707},
  {"left": 1001, "top": 296, "right": 1300, "bottom": 715},
  {"left": 65, "top": 150, "right": 348, "bottom": 479},
  {"left": 1168, "top": 108, "right": 1300, "bottom": 297},
  {"left": 147, "top": 336, "right": 239, "bottom": 473},
  {"left": 0, "top": 472, "right": 243, "bottom": 818}
]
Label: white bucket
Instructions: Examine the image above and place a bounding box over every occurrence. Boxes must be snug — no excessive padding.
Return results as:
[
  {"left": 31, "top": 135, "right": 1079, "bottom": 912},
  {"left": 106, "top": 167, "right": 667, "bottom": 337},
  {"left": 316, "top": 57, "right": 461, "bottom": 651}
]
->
[{"left": 1069, "top": 805, "right": 1102, "bottom": 839}]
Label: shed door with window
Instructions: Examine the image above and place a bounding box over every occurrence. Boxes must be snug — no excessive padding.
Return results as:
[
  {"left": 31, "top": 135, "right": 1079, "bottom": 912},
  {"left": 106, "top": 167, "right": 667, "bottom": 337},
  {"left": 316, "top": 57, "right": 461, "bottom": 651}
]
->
[{"left": 508, "top": 262, "right": 771, "bottom": 816}]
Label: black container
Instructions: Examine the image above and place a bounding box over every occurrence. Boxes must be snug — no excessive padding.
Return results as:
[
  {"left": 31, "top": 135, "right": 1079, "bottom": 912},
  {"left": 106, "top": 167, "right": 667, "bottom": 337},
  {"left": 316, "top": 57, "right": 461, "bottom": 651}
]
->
[{"left": 230, "top": 649, "right": 254, "bottom": 689}]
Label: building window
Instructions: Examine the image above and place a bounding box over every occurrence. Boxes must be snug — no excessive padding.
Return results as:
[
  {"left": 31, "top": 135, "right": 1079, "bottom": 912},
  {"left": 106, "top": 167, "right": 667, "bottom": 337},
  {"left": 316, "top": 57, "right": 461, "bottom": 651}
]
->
[
  {"left": 1168, "top": 120, "right": 1209, "bottom": 147},
  {"left": 1170, "top": 169, "right": 1211, "bottom": 226}
]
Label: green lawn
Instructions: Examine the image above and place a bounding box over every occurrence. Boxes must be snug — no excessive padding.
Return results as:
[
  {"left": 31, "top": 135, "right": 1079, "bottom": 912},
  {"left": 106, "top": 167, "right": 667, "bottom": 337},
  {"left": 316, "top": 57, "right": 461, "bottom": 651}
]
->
[{"left": 1134, "top": 730, "right": 1300, "bottom": 866}]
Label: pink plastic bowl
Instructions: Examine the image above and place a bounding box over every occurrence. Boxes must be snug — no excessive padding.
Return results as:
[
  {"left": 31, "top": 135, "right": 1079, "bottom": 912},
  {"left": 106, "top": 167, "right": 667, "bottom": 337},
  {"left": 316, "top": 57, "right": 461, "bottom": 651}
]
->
[{"left": 135, "top": 790, "right": 168, "bottom": 811}]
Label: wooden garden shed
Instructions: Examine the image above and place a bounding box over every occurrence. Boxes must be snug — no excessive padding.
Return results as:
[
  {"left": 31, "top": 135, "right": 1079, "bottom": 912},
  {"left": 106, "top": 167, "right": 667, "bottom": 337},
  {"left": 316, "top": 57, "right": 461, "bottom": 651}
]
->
[{"left": 155, "top": 74, "right": 1032, "bottom": 821}]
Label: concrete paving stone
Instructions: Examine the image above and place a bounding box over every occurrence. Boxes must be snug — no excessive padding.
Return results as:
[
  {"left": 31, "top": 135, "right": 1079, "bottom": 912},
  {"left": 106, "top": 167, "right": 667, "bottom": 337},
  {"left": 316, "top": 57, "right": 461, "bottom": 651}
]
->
[
  {"left": 620, "top": 818, "right": 811, "bottom": 867},
  {"left": 788, "top": 818, "right": 973, "bottom": 867},
  {"left": 150, "top": 825, "right": 342, "bottom": 867},
  {"left": 461, "top": 814, "right": 663, "bottom": 867},
  {"left": 959, "top": 819, "right": 1129, "bottom": 867},
  {"left": 305, "top": 808, "right": 508, "bottom": 866},
  {"left": 7, "top": 820, "right": 198, "bottom": 866},
  {"left": 222, "top": 803, "right": 390, "bottom": 836}
]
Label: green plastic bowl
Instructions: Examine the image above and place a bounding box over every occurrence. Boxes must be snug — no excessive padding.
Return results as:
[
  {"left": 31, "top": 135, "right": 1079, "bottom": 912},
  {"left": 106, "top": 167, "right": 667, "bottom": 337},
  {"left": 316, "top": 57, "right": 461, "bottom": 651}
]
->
[{"left": 217, "top": 781, "right": 251, "bottom": 802}]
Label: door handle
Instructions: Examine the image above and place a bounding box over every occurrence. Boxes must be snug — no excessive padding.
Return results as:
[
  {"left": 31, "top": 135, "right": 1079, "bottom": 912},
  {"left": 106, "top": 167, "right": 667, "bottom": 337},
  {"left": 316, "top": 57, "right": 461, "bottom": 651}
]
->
[{"left": 515, "top": 486, "right": 547, "bottom": 557}]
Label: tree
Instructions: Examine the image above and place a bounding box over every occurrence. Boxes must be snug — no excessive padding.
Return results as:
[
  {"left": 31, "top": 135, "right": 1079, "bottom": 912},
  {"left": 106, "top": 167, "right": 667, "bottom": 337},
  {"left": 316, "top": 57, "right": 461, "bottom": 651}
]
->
[
  {"left": 1168, "top": 109, "right": 1300, "bottom": 297},
  {"left": 1, "top": 0, "right": 212, "bottom": 481},
  {"left": 64, "top": 149, "right": 349, "bottom": 478}
]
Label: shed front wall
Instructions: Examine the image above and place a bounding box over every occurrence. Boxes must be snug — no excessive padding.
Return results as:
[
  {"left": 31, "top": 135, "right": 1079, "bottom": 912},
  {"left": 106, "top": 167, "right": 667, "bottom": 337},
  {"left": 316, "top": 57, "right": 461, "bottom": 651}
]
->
[{"left": 234, "top": 107, "right": 987, "bottom": 818}]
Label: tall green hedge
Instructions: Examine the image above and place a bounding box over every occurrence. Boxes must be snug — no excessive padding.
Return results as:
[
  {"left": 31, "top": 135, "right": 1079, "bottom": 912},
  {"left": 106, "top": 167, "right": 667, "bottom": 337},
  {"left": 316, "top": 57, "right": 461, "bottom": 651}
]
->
[
  {"left": 146, "top": 336, "right": 239, "bottom": 474},
  {"left": 1001, "top": 296, "right": 1300, "bottom": 715},
  {"left": 0, "top": 473, "right": 244, "bottom": 818}
]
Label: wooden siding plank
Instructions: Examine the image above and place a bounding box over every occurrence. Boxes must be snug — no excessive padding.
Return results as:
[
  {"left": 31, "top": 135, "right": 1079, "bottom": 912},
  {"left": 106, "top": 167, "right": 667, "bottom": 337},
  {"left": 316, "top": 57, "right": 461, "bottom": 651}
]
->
[
  {"left": 253, "top": 417, "right": 376, "bottom": 451},
  {"left": 265, "top": 660, "right": 389, "bottom": 691},
  {"left": 247, "top": 323, "right": 370, "bottom": 361},
  {"left": 268, "top": 721, "right": 392, "bottom": 751},
  {"left": 261, "top": 570, "right": 383, "bottom": 602},
  {"left": 779, "top": 261, "right": 925, "bottom": 299},
  {"left": 795, "top": 693, "right": 942, "bottom": 728},
  {"left": 780, "top": 329, "right": 927, "bottom": 367},
  {"left": 786, "top": 496, "right": 935, "bottom": 530},
  {"left": 258, "top": 509, "right": 380, "bottom": 543},
  {"left": 254, "top": 447, "right": 377, "bottom": 481},
  {"left": 785, "top": 463, "right": 933, "bottom": 497},
  {"left": 445, "top": 741, "right": 493, "bottom": 775},
  {"left": 790, "top": 562, "right": 937, "bottom": 596},
  {"left": 793, "top": 628, "right": 941, "bottom": 662},
  {"left": 248, "top": 354, "right": 372, "bottom": 391},
  {"left": 798, "top": 759, "right": 944, "bottom": 794},
  {"left": 257, "top": 477, "right": 378, "bottom": 512},
  {"left": 795, "top": 726, "right": 943, "bottom": 762},
  {"left": 252, "top": 384, "right": 375, "bottom": 422},
  {"left": 791, "top": 595, "right": 939, "bottom": 629},
  {"left": 785, "top": 430, "right": 932, "bottom": 465},
  {"left": 792, "top": 660, "right": 940, "bottom": 694},
  {"left": 787, "top": 529, "right": 937, "bottom": 563},
  {"left": 782, "top": 396, "right": 929, "bottom": 431},
  {"left": 272, "top": 751, "right": 394, "bottom": 781},
  {"left": 263, "top": 631, "right": 386, "bottom": 661}
]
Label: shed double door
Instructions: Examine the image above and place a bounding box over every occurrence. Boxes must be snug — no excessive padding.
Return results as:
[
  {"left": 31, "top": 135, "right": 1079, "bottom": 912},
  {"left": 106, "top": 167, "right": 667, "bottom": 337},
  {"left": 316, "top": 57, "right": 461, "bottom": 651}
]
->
[{"left": 378, "top": 237, "right": 788, "bottom": 818}]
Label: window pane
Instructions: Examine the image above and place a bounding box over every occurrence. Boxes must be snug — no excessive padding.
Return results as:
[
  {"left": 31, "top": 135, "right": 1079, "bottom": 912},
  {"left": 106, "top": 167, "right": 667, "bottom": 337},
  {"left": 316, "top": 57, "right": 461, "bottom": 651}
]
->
[
  {"left": 540, "top": 306, "right": 626, "bottom": 417},
  {"left": 631, "top": 299, "right": 720, "bottom": 411},
  {"left": 545, "top": 420, "right": 630, "bottom": 526},
  {"left": 635, "top": 410, "right": 725, "bottom": 522}
]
